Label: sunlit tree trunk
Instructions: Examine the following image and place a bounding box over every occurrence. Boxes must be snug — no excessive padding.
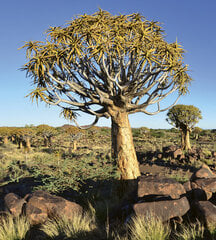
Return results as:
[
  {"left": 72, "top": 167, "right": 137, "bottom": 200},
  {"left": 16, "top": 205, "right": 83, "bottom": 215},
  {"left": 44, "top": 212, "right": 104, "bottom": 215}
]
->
[
  {"left": 18, "top": 139, "right": 23, "bottom": 149},
  {"left": 11, "top": 136, "right": 15, "bottom": 143},
  {"left": 110, "top": 109, "right": 141, "bottom": 180},
  {"left": 25, "top": 137, "right": 31, "bottom": 152},
  {"left": 181, "top": 128, "right": 191, "bottom": 151},
  {"left": 73, "top": 140, "right": 77, "bottom": 151},
  {"left": 3, "top": 136, "right": 8, "bottom": 145}
]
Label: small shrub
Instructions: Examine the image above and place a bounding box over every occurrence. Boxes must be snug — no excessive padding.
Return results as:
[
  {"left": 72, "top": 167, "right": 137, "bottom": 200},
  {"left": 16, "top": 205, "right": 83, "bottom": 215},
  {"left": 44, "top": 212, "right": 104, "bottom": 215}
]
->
[
  {"left": 174, "top": 221, "right": 204, "bottom": 240},
  {"left": 202, "top": 149, "right": 212, "bottom": 158},
  {"left": 150, "top": 130, "right": 165, "bottom": 138},
  {"left": 0, "top": 215, "right": 30, "bottom": 240},
  {"left": 41, "top": 212, "right": 96, "bottom": 239},
  {"left": 128, "top": 214, "right": 170, "bottom": 240}
]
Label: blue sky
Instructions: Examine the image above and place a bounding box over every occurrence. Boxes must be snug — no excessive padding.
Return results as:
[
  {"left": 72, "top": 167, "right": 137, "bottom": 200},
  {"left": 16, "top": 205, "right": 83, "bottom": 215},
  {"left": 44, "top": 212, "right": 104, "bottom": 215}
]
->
[{"left": 0, "top": 0, "right": 215, "bottom": 129}]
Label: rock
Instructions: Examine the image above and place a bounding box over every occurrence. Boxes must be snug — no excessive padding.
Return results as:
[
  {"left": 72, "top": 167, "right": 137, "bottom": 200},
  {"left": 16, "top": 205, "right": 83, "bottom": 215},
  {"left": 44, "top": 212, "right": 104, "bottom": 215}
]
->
[
  {"left": 162, "top": 146, "right": 176, "bottom": 158},
  {"left": 194, "top": 201, "right": 216, "bottom": 229},
  {"left": 133, "top": 196, "right": 190, "bottom": 222},
  {"left": 173, "top": 149, "right": 183, "bottom": 159},
  {"left": 191, "top": 164, "right": 216, "bottom": 181},
  {"left": 183, "top": 181, "right": 192, "bottom": 192},
  {"left": 138, "top": 176, "right": 186, "bottom": 200},
  {"left": 194, "top": 178, "right": 216, "bottom": 194},
  {"left": 162, "top": 146, "right": 176, "bottom": 153},
  {"left": 188, "top": 155, "right": 196, "bottom": 164},
  {"left": 191, "top": 184, "right": 212, "bottom": 201},
  {"left": 4, "top": 193, "right": 26, "bottom": 217},
  {"left": 26, "top": 190, "right": 83, "bottom": 225}
]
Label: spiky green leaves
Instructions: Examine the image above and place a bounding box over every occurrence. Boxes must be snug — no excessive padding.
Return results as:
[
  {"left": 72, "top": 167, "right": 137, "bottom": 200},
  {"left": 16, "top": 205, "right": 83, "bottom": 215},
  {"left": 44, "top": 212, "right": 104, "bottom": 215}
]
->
[
  {"left": 21, "top": 9, "right": 192, "bottom": 119},
  {"left": 21, "top": 9, "right": 191, "bottom": 89}
]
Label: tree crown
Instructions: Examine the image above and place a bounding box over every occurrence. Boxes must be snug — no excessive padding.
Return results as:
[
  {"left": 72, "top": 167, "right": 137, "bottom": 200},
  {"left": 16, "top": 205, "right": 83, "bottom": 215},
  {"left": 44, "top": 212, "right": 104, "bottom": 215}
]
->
[
  {"left": 166, "top": 104, "right": 202, "bottom": 130},
  {"left": 21, "top": 9, "right": 192, "bottom": 127}
]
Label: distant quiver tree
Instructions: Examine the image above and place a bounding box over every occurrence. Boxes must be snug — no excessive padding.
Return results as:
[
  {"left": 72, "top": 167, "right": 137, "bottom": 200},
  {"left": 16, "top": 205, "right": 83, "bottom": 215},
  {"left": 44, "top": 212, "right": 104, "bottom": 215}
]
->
[
  {"left": 166, "top": 104, "right": 202, "bottom": 150},
  {"left": 21, "top": 10, "right": 192, "bottom": 180}
]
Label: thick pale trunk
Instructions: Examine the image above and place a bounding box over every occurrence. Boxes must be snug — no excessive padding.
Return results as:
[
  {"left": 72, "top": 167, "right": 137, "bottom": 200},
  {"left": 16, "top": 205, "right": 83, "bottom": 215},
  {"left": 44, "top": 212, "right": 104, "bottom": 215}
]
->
[
  {"left": 111, "top": 111, "right": 141, "bottom": 180},
  {"left": 18, "top": 140, "right": 23, "bottom": 149},
  {"left": 181, "top": 129, "right": 191, "bottom": 150},
  {"left": 73, "top": 140, "right": 77, "bottom": 151},
  {"left": 11, "top": 136, "right": 15, "bottom": 143},
  {"left": 25, "top": 137, "right": 31, "bottom": 151},
  {"left": 3, "top": 136, "right": 8, "bottom": 145}
]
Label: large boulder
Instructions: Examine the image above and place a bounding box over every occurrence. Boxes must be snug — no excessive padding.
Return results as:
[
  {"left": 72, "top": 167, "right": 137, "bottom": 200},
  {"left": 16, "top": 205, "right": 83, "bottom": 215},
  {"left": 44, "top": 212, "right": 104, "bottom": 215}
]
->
[
  {"left": 191, "top": 164, "right": 216, "bottom": 181},
  {"left": 172, "top": 148, "right": 183, "bottom": 159},
  {"left": 191, "top": 182, "right": 212, "bottom": 201},
  {"left": 138, "top": 176, "right": 186, "bottom": 200},
  {"left": 25, "top": 190, "right": 83, "bottom": 225},
  {"left": 193, "top": 178, "right": 216, "bottom": 194},
  {"left": 133, "top": 196, "right": 190, "bottom": 222},
  {"left": 194, "top": 201, "right": 216, "bottom": 229},
  {"left": 4, "top": 193, "right": 26, "bottom": 217}
]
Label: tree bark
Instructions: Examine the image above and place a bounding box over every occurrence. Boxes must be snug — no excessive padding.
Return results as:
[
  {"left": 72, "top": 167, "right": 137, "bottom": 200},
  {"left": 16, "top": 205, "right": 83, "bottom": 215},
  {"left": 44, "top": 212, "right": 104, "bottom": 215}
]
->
[
  {"left": 73, "top": 140, "right": 77, "bottom": 151},
  {"left": 48, "top": 136, "right": 53, "bottom": 146},
  {"left": 44, "top": 137, "right": 49, "bottom": 147},
  {"left": 111, "top": 110, "right": 141, "bottom": 180},
  {"left": 3, "top": 136, "right": 8, "bottom": 145},
  {"left": 181, "top": 129, "right": 191, "bottom": 151},
  {"left": 25, "top": 137, "right": 31, "bottom": 152},
  {"left": 18, "top": 140, "right": 23, "bottom": 149}
]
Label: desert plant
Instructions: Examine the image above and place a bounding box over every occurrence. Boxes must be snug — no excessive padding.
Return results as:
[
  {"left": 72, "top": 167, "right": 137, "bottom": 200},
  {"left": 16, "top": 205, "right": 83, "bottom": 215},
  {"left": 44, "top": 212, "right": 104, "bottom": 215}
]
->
[
  {"left": 193, "top": 126, "right": 202, "bottom": 140},
  {"left": 175, "top": 221, "right": 204, "bottom": 240},
  {"left": 21, "top": 9, "right": 191, "bottom": 180},
  {"left": 0, "top": 127, "right": 11, "bottom": 145},
  {"left": 167, "top": 105, "right": 202, "bottom": 150},
  {"left": 12, "top": 127, "right": 35, "bottom": 151},
  {"left": 40, "top": 212, "right": 96, "bottom": 239},
  {"left": 36, "top": 124, "right": 58, "bottom": 147},
  {"left": 128, "top": 214, "right": 170, "bottom": 240},
  {"left": 0, "top": 215, "right": 30, "bottom": 240}
]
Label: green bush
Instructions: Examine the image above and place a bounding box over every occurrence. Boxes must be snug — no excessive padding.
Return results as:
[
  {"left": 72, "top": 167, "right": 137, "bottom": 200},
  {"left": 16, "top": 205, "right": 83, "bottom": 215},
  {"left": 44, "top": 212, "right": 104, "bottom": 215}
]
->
[{"left": 150, "top": 130, "right": 165, "bottom": 138}]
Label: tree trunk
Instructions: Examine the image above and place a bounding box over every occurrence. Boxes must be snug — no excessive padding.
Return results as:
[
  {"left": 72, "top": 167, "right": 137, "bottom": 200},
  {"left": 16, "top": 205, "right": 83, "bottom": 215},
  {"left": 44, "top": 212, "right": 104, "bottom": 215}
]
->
[
  {"left": 18, "top": 140, "right": 23, "bottom": 149},
  {"left": 48, "top": 136, "right": 53, "bottom": 146},
  {"left": 73, "top": 140, "right": 77, "bottom": 151},
  {"left": 111, "top": 111, "right": 141, "bottom": 180},
  {"left": 25, "top": 137, "right": 31, "bottom": 152},
  {"left": 3, "top": 136, "right": 8, "bottom": 145},
  {"left": 181, "top": 129, "right": 191, "bottom": 150},
  {"left": 44, "top": 137, "right": 49, "bottom": 147}
]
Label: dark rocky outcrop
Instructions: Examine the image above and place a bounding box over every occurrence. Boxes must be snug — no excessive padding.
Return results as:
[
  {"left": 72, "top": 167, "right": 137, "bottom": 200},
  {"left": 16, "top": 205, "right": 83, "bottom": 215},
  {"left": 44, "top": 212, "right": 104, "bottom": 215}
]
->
[
  {"left": 138, "top": 176, "right": 186, "bottom": 200},
  {"left": 133, "top": 196, "right": 190, "bottom": 222},
  {"left": 4, "top": 193, "right": 26, "bottom": 217},
  {"left": 129, "top": 176, "right": 190, "bottom": 223},
  {"left": 191, "top": 164, "right": 216, "bottom": 181},
  {"left": 26, "top": 190, "right": 83, "bottom": 225},
  {"left": 194, "top": 201, "right": 216, "bottom": 229},
  {"left": 3, "top": 190, "right": 83, "bottom": 225}
]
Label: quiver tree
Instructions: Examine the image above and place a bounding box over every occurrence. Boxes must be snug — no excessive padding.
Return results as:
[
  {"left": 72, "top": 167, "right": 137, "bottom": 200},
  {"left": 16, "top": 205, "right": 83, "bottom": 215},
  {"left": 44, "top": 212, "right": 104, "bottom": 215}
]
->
[
  {"left": 0, "top": 127, "right": 11, "bottom": 145},
  {"left": 166, "top": 104, "right": 202, "bottom": 150},
  {"left": 63, "top": 126, "right": 84, "bottom": 152},
  {"left": 193, "top": 127, "right": 202, "bottom": 140},
  {"left": 36, "top": 124, "right": 57, "bottom": 147},
  {"left": 13, "top": 127, "right": 35, "bottom": 151},
  {"left": 21, "top": 10, "right": 192, "bottom": 180}
]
